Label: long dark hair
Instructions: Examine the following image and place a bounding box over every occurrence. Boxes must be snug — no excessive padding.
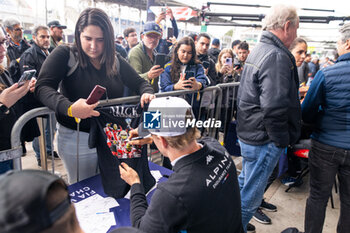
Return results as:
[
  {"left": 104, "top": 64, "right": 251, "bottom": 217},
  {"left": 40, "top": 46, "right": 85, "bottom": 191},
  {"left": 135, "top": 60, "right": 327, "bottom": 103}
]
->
[
  {"left": 170, "top": 36, "right": 200, "bottom": 83},
  {"left": 289, "top": 37, "right": 307, "bottom": 52},
  {"left": 74, "top": 8, "right": 117, "bottom": 78}
]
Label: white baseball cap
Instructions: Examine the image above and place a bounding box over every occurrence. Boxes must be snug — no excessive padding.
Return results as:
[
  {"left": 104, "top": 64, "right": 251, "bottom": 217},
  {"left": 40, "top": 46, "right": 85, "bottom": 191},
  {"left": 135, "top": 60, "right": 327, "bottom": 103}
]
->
[{"left": 138, "top": 97, "right": 194, "bottom": 137}]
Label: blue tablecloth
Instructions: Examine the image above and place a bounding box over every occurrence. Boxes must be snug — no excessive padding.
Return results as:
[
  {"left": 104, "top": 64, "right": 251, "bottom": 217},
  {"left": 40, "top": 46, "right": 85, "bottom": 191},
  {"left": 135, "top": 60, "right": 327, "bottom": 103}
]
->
[{"left": 68, "top": 162, "right": 172, "bottom": 232}]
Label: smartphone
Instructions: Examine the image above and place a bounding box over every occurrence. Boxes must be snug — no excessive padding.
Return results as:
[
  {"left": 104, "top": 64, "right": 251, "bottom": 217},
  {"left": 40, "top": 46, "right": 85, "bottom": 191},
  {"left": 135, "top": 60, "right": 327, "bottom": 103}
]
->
[
  {"left": 202, "top": 61, "right": 210, "bottom": 69},
  {"left": 234, "top": 63, "right": 241, "bottom": 70},
  {"left": 155, "top": 53, "right": 167, "bottom": 68},
  {"left": 225, "top": 58, "right": 233, "bottom": 67},
  {"left": 185, "top": 71, "right": 195, "bottom": 80},
  {"left": 18, "top": 69, "right": 36, "bottom": 87},
  {"left": 167, "top": 27, "right": 174, "bottom": 39},
  {"left": 86, "top": 85, "right": 106, "bottom": 105},
  {"left": 161, "top": 7, "right": 166, "bottom": 13}
]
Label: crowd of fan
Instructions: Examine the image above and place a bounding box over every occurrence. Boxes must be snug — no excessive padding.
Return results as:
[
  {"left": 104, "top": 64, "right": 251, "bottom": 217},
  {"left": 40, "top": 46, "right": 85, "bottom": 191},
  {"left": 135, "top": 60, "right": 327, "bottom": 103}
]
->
[{"left": 0, "top": 3, "right": 350, "bottom": 233}]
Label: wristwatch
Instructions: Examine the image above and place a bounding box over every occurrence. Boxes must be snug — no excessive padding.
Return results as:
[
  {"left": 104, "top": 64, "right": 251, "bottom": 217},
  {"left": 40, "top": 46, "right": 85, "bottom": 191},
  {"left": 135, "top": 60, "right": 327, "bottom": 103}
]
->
[{"left": 0, "top": 102, "right": 10, "bottom": 114}]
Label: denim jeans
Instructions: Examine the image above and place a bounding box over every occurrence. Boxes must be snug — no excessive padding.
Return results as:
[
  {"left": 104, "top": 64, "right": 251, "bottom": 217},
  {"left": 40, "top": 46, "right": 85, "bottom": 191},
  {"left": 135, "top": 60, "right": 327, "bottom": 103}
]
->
[
  {"left": 305, "top": 139, "right": 350, "bottom": 233},
  {"left": 56, "top": 124, "right": 98, "bottom": 184},
  {"left": 238, "top": 140, "right": 284, "bottom": 231},
  {"left": 32, "top": 117, "right": 56, "bottom": 159},
  {"left": 0, "top": 160, "right": 13, "bottom": 174}
]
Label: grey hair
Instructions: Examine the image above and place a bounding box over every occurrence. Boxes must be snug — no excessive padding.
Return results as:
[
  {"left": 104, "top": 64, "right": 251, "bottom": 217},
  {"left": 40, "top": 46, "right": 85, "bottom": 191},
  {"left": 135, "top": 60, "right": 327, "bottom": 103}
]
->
[
  {"left": 3, "top": 18, "right": 21, "bottom": 30},
  {"left": 262, "top": 5, "right": 299, "bottom": 31},
  {"left": 339, "top": 23, "right": 350, "bottom": 43},
  {"left": 33, "top": 25, "right": 49, "bottom": 36}
]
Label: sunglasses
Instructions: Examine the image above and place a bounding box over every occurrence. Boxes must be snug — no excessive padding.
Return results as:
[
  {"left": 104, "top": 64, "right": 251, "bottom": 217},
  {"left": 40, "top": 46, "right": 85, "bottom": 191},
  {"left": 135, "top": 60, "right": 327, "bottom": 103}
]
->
[{"left": 13, "top": 27, "right": 23, "bottom": 32}]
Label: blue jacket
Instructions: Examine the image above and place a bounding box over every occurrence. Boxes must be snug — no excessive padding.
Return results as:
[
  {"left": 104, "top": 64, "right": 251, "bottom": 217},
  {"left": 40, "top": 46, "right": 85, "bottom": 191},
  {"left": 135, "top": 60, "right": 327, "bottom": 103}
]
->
[
  {"left": 159, "top": 62, "right": 208, "bottom": 92},
  {"left": 302, "top": 52, "right": 350, "bottom": 149},
  {"left": 156, "top": 18, "right": 179, "bottom": 55}
]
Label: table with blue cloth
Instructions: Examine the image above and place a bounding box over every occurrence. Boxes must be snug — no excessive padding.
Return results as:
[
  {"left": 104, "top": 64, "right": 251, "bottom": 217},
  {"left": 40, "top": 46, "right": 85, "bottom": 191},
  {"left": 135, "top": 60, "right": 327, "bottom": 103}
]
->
[{"left": 68, "top": 162, "right": 172, "bottom": 233}]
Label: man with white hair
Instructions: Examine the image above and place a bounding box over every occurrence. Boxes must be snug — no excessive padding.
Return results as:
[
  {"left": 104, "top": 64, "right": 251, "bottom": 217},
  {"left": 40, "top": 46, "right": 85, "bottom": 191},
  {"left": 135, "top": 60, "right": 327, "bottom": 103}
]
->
[
  {"left": 308, "top": 55, "right": 319, "bottom": 79},
  {"left": 236, "top": 5, "right": 301, "bottom": 231},
  {"left": 302, "top": 23, "right": 350, "bottom": 233},
  {"left": 3, "top": 18, "right": 30, "bottom": 61}
]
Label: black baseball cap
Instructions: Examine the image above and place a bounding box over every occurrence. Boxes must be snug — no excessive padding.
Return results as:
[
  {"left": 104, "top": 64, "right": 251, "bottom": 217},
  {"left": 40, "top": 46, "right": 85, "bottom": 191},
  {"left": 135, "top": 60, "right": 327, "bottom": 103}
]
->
[
  {"left": 47, "top": 20, "right": 67, "bottom": 29},
  {"left": 0, "top": 170, "right": 71, "bottom": 233}
]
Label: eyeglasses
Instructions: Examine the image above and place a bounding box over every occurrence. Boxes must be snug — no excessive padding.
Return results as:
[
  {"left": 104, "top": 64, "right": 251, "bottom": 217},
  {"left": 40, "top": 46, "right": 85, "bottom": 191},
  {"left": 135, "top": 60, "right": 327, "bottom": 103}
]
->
[
  {"left": 13, "top": 27, "right": 23, "bottom": 32},
  {"left": 0, "top": 38, "right": 9, "bottom": 48}
]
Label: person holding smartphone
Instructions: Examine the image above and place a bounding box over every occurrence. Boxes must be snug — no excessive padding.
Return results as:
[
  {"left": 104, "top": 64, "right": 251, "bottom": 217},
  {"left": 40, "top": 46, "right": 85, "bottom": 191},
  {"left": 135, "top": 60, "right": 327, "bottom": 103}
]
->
[
  {"left": 159, "top": 37, "right": 207, "bottom": 92},
  {"left": 128, "top": 22, "right": 164, "bottom": 93},
  {"left": 215, "top": 48, "right": 236, "bottom": 83},
  {"left": 35, "top": 8, "right": 155, "bottom": 183},
  {"left": 0, "top": 26, "right": 32, "bottom": 174},
  {"left": 159, "top": 37, "right": 208, "bottom": 119}
]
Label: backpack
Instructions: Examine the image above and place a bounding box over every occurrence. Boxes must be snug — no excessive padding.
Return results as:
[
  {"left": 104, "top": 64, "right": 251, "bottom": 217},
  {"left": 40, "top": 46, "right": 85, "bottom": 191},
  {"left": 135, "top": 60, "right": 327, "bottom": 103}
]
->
[
  {"left": 8, "top": 59, "right": 21, "bottom": 82},
  {"left": 9, "top": 47, "right": 38, "bottom": 82}
]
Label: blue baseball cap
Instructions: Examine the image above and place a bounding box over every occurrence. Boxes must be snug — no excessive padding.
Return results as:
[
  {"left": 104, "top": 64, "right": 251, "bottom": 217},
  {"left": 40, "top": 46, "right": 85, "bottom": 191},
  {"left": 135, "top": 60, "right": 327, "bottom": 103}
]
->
[
  {"left": 142, "top": 22, "right": 162, "bottom": 36},
  {"left": 212, "top": 38, "right": 220, "bottom": 46}
]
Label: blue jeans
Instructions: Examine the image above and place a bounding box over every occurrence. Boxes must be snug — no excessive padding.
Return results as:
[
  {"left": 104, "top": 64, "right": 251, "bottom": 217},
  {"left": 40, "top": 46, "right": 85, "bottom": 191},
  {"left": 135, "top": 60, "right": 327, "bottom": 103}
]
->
[
  {"left": 56, "top": 124, "right": 98, "bottom": 184},
  {"left": 0, "top": 160, "right": 13, "bottom": 174},
  {"left": 32, "top": 117, "right": 56, "bottom": 159},
  {"left": 238, "top": 140, "right": 284, "bottom": 231}
]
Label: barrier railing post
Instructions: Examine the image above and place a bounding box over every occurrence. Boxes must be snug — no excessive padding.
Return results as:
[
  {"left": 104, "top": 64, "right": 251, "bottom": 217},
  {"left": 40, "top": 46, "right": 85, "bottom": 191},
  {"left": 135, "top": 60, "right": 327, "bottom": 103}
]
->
[
  {"left": 11, "top": 107, "right": 56, "bottom": 170},
  {"left": 37, "top": 117, "right": 48, "bottom": 170}
]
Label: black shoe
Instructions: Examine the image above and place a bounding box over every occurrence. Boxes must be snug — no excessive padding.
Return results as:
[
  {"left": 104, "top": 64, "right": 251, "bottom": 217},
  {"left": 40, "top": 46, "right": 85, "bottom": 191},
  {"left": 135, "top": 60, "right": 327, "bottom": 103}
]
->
[
  {"left": 37, "top": 159, "right": 41, "bottom": 167},
  {"left": 247, "top": 223, "right": 256, "bottom": 232},
  {"left": 48, "top": 151, "right": 59, "bottom": 159},
  {"left": 261, "top": 199, "right": 277, "bottom": 212},
  {"left": 253, "top": 207, "right": 271, "bottom": 224}
]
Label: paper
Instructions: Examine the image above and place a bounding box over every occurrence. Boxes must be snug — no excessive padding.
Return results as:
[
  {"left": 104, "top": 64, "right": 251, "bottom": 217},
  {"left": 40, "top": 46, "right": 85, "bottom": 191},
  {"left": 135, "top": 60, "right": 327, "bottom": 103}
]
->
[
  {"left": 150, "top": 170, "right": 163, "bottom": 183},
  {"left": 74, "top": 194, "right": 119, "bottom": 233}
]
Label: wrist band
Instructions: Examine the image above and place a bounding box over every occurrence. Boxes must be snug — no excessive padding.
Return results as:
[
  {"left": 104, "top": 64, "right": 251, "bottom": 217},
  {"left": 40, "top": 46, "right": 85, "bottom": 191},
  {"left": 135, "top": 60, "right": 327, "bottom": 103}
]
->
[{"left": 67, "top": 105, "right": 73, "bottom": 117}]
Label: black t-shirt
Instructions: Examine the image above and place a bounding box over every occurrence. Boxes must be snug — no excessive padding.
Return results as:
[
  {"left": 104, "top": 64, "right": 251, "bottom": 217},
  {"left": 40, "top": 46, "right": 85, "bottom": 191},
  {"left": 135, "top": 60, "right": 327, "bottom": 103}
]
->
[{"left": 89, "top": 104, "right": 155, "bottom": 198}]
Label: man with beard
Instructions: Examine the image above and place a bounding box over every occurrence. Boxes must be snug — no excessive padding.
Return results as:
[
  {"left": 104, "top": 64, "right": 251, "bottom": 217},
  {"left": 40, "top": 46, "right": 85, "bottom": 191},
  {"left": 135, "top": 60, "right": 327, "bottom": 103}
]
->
[
  {"left": 19, "top": 25, "right": 57, "bottom": 166},
  {"left": 3, "top": 18, "right": 30, "bottom": 62},
  {"left": 47, "top": 20, "right": 66, "bottom": 52},
  {"left": 129, "top": 22, "right": 164, "bottom": 92}
]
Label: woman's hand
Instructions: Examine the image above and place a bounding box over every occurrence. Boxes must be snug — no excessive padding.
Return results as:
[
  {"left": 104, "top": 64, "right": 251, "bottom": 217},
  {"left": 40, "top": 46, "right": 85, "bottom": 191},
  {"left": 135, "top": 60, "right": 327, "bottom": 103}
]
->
[
  {"left": 140, "top": 93, "right": 156, "bottom": 108},
  {"left": 220, "top": 64, "right": 233, "bottom": 75},
  {"left": 70, "top": 98, "right": 100, "bottom": 119},
  {"left": 188, "top": 77, "right": 202, "bottom": 91},
  {"left": 29, "top": 77, "right": 36, "bottom": 93},
  {"left": 0, "top": 81, "right": 30, "bottom": 108},
  {"left": 119, "top": 162, "right": 141, "bottom": 186},
  {"left": 174, "top": 73, "right": 193, "bottom": 90}
]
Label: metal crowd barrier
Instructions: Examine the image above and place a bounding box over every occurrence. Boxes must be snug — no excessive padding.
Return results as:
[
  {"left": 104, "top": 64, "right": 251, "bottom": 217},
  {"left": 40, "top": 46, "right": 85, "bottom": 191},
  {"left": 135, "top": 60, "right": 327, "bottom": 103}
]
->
[
  {"left": 0, "top": 107, "right": 56, "bottom": 170},
  {"left": 1, "top": 82, "right": 240, "bottom": 171}
]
